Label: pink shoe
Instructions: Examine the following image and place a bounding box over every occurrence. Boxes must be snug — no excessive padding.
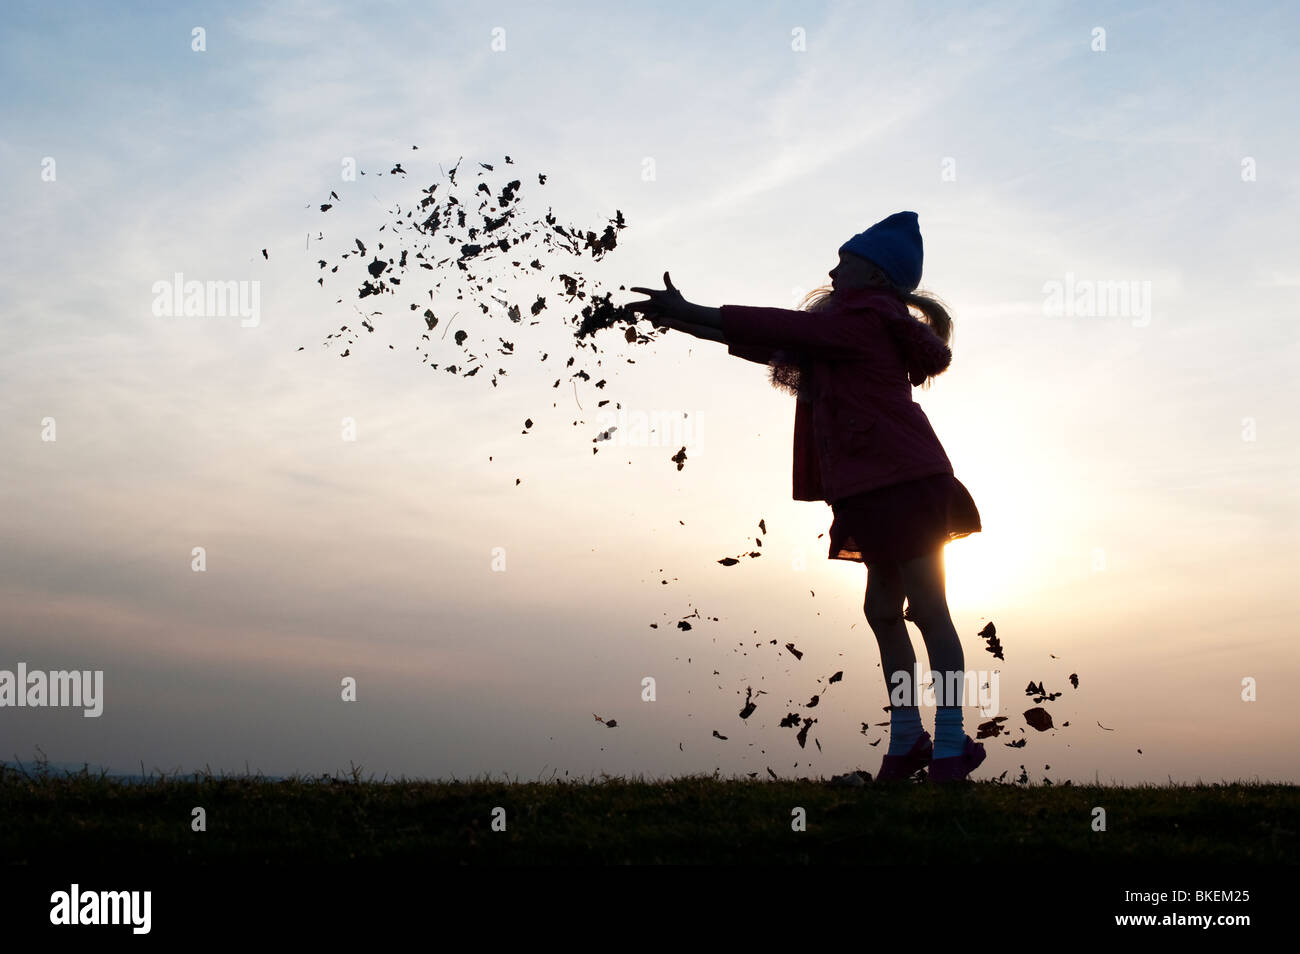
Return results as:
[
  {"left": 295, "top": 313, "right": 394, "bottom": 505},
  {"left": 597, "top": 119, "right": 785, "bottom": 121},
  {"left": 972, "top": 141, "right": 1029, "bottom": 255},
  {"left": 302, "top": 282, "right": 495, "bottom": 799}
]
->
[
  {"left": 928, "top": 735, "right": 986, "bottom": 783},
  {"left": 875, "top": 730, "right": 933, "bottom": 782}
]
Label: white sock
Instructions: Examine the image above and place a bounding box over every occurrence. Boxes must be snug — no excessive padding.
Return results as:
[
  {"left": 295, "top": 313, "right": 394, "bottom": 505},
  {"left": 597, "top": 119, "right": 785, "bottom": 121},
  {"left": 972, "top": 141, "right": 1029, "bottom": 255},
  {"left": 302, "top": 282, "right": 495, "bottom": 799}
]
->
[
  {"left": 887, "top": 706, "right": 924, "bottom": 755},
  {"left": 934, "top": 707, "right": 966, "bottom": 758}
]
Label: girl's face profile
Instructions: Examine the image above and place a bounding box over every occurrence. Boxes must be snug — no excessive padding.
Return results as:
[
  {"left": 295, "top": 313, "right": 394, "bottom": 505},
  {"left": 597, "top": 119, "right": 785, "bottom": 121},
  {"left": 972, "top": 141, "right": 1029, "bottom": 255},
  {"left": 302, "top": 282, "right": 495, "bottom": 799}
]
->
[{"left": 829, "top": 251, "right": 889, "bottom": 292}]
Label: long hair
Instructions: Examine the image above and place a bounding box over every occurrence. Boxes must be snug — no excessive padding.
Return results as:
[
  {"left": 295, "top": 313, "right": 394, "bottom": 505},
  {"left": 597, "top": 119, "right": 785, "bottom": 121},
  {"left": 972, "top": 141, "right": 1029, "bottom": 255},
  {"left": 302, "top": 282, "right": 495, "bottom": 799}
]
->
[{"left": 767, "top": 264, "right": 954, "bottom": 395}]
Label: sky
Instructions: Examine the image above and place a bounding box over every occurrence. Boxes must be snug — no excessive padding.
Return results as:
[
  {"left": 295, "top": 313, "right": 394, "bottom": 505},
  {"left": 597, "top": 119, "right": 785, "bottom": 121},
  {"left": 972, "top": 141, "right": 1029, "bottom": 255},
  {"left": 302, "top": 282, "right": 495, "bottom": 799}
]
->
[{"left": 1, "top": 0, "right": 1297, "bottom": 786}]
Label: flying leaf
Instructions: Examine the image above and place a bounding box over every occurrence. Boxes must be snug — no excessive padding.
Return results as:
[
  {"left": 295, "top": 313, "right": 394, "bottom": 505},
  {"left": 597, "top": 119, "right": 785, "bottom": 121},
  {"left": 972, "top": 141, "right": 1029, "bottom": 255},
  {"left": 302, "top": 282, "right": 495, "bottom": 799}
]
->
[{"left": 1024, "top": 707, "right": 1053, "bottom": 732}]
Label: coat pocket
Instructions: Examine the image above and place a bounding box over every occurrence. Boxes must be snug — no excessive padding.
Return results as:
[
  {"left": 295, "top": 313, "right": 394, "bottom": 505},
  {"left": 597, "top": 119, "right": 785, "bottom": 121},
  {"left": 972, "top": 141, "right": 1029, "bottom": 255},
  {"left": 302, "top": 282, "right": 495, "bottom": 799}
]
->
[{"left": 840, "top": 413, "right": 879, "bottom": 452}]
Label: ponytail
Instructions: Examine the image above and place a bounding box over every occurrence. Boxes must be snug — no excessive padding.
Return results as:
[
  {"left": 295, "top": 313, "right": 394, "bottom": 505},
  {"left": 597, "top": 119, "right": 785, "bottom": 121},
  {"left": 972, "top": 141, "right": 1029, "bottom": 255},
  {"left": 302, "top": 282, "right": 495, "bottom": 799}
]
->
[
  {"left": 903, "top": 289, "right": 953, "bottom": 347},
  {"left": 899, "top": 289, "right": 953, "bottom": 391}
]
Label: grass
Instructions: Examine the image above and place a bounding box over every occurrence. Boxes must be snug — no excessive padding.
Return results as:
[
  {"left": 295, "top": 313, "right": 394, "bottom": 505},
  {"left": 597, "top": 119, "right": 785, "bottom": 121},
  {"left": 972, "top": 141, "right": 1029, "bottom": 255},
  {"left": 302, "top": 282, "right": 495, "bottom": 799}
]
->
[{"left": 2, "top": 760, "right": 1295, "bottom": 864}]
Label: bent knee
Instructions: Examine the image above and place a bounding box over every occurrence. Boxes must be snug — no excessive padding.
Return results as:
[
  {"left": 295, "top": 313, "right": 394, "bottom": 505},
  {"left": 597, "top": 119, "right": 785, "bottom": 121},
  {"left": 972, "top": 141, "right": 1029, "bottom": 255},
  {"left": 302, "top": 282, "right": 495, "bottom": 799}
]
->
[
  {"left": 864, "top": 599, "right": 905, "bottom": 629},
  {"left": 903, "top": 597, "right": 949, "bottom": 629}
]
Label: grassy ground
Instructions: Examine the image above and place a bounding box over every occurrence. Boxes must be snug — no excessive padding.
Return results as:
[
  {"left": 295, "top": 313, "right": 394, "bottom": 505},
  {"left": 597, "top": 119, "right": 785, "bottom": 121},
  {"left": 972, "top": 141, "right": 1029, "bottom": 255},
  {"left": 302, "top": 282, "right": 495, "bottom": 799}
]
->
[{"left": 2, "top": 762, "right": 1295, "bottom": 864}]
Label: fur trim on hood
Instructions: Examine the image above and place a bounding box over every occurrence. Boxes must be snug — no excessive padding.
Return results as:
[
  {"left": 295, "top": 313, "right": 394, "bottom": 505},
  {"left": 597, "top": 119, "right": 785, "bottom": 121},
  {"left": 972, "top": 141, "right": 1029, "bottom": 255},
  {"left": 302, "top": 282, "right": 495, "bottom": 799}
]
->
[{"left": 767, "top": 349, "right": 807, "bottom": 398}]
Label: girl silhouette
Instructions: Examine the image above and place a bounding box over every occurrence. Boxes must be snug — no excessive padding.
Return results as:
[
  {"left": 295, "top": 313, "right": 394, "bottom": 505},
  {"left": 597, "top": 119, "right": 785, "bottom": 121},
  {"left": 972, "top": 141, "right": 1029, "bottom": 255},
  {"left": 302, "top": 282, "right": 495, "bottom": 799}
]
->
[{"left": 629, "top": 211, "right": 985, "bottom": 783}]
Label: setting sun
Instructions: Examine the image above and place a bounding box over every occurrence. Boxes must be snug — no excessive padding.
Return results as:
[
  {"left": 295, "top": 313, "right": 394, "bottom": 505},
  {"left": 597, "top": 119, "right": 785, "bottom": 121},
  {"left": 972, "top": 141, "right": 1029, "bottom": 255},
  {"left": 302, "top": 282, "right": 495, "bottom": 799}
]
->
[{"left": 941, "top": 485, "right": 1040, "bottom": 610}]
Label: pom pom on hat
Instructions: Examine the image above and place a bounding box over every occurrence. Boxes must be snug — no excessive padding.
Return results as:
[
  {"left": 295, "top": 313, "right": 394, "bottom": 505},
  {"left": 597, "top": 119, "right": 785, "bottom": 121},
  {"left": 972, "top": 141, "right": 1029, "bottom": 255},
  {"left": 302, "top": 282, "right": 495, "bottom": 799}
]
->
[{"left": 839, "top": 211, "right": 923, "bottom": 293}]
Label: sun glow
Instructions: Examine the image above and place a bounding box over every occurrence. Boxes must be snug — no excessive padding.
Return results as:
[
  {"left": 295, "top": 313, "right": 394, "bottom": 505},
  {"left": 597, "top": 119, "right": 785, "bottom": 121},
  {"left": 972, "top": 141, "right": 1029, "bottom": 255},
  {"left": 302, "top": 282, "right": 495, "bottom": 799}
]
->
[{"left": 940, "top": 498, "right": 1040, "bottom": 611}]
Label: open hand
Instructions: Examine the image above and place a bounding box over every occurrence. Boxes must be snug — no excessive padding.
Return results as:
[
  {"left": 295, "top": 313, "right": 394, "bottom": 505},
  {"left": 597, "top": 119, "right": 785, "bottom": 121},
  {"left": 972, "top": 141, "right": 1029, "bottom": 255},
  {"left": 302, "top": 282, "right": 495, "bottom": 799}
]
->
[{"left": 628, "top": 271, "right": 689, "bottom": 328}]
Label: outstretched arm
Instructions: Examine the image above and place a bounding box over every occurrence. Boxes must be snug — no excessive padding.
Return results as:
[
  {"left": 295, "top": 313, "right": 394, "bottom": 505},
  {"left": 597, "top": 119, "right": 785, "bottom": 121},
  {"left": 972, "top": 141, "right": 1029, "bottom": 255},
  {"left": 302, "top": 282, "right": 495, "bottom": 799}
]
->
[
  {"left": 628, "top": 272, "right": 776, "bottom": 364},
  {"left": 672, "top": 320, "right": 725, "bottom": 343},
  {"left": 630, "top": 272, "right": 882, "bottom": 361},
  {"left": 656, "top": 305, "right": 724, "bottom": 342}
]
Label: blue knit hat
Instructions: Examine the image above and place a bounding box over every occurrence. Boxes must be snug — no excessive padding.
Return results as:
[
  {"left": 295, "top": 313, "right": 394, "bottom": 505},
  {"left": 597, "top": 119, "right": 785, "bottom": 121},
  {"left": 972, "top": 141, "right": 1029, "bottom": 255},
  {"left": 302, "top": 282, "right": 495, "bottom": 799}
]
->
[{"left": 838, "top": 211, "right": 923, "bottom": 293}]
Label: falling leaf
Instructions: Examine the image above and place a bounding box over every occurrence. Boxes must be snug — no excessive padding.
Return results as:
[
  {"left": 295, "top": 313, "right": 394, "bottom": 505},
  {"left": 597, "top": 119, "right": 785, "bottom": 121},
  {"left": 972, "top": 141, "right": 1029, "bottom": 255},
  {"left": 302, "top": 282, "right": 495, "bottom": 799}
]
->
[
  {"left": 739, "top": 686, "right": 758, "bottom": 720},
  {"left": 1026, "top": 681, "right": 1062, "bottom": 704},
  {"left": 978, "top": 621, "right": 1003, "bottom": 660},
  {"left": 1024, "top": 707, "right": 1053, "bottom": 732}
]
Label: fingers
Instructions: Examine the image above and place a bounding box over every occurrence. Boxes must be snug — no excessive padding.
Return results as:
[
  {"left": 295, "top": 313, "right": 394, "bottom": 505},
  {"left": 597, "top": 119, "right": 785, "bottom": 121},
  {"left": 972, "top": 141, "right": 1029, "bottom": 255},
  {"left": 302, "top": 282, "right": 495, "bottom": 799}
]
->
[{"left": 630, "top": 275, "right": 679, "bottom": 296}]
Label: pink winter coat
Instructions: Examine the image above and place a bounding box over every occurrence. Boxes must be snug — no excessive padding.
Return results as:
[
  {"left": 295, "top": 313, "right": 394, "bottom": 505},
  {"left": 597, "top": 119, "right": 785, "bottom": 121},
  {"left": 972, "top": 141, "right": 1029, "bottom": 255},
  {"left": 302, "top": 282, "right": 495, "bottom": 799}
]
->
[{"left": 720, "top": 287, "right": 955, "bottom": 503}]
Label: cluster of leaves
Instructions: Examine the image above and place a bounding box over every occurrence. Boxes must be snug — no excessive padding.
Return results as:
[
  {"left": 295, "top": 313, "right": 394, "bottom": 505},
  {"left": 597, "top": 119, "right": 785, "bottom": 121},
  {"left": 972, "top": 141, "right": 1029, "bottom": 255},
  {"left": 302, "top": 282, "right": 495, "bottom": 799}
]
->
[
  {"left": 300, "top": 150, "right": 653, "bottom": 401},
  {"left": 966, "top": 620, "right": 1095, "bottom": 780},
  {"left": 585, "top": 500, "right": 1110, "bottom": 781},
  {"left": 659, "top": 529, "right": 1106, "bottom": 780},
  {"left": 717, "top": 518, "right": 765, "bottom": 565},
  {"left": 640, "top": 520, "right": 856, "bottom": 765}
]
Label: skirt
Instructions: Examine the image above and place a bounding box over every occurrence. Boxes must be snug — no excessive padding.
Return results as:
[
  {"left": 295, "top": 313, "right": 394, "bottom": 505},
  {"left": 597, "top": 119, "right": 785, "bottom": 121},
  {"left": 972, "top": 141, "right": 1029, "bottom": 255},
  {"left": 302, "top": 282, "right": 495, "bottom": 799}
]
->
[{"left": 827, "top": 472, "right": 981, "bottom": 564}]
